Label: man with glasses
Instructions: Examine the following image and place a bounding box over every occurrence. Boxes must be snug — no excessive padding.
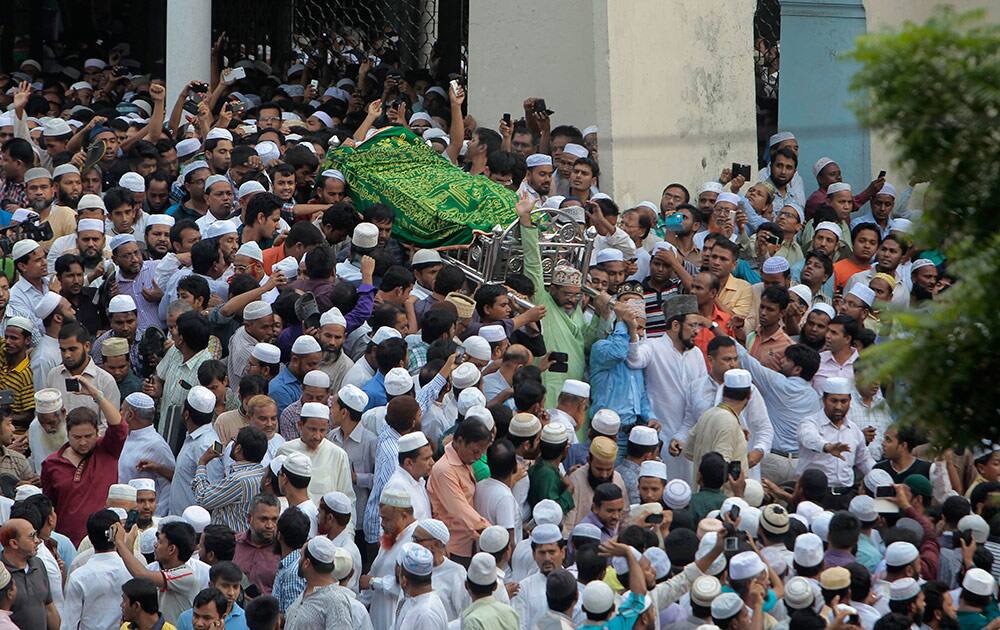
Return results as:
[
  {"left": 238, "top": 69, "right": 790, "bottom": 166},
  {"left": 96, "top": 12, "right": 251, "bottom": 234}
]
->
[{"left": 0, "top": 517, "right": 57, "bottom": 629}]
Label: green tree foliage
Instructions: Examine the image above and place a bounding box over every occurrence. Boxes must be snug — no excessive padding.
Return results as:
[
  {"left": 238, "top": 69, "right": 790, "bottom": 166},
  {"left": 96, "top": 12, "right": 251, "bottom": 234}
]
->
[{"left": 848, "top": 8, "right": 1000, "bottom": 445}]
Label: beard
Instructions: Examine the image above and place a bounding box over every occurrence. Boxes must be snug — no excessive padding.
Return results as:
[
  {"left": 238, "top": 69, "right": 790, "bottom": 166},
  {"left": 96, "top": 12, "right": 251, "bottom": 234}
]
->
[
  {"left": 81, "top": 251, "right": 103, "bottom": 268},
  {"left": 587, "top": 467, "right": 611, "bottom": 490},
  {"left": 59, "top": 191, "right": 81, "bottom": 208},
  {"left": 912, "top": 284, "right": 935, "bottom": 302},
  {"left": 29, "top": 198, "right": 50, "bottom": 212},
  {"left": 801, "top": 333, "right": 825, "bottom": 351},
  {"left": 39, "top": 425, "right": 68, "bottom": 454},
  {"left": 324, "top": 346, "right": 343, "bottom": 362},
  {"left": 939, "top": 614, "right": 960, "bottom": 630}
]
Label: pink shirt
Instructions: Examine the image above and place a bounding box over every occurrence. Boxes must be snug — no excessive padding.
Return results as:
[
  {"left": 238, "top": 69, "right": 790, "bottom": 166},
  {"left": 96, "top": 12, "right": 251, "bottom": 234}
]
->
[
  {"left": 0, "top": 610, "right": 18, "bottom": 630},
  {"left": 428, "top": 443, "right": 489, "bottom": 557}
]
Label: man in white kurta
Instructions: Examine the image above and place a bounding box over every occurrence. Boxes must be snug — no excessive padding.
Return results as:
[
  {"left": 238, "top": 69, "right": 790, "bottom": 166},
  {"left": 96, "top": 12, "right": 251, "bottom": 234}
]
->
[
  {"left": 60, "top": 539, "right": 133, "bottom": 630},
  {"left": 626, "top": 295, "right": 707, "bottom": 481},
  {"left": 387, "top": 432, "right": 433, "bottom": 521},
  {"left": 363, "top": 484, "right": 418, "bottom": 630},
  {"left": 276, "top": 432, "right": 357, "bottom": 525},
  {"left": 411, "top": 519, "right": 469, "bottom": 622},
  {"left": 116, "top": 392, "right": 175, "bottom": 516},
  {"left": 796, "top": 376, "right": 875, "bottom": 488}
]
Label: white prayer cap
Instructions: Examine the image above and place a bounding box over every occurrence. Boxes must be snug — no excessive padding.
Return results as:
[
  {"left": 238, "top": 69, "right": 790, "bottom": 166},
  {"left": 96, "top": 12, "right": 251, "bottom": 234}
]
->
[
  {"left": 14, "top": 485, "right": 41, "bottom": 501},
  {"left": 822, "top": 376, "right": 852, "bottom": 395},
  {"left": 465, "top": 406, "right": 494, "bottom": 430},
  {"left": 251, "top": 342, "right": 281, "bottom": 364},
  {"left": 462, "top": 336, "right": 491, "bottom": 362},
  {"left": 479, "top": 526, "right": 510, "bottom": 554},
  {"left": 533, "top": 499, "right": 563, "bottom": 526},
  {"left": 561, "top": 379, "right": 589, "bottom": 398},
  {"left": 243, "top": 300, "right": 272, "bottom": 321},
  {"left": 336, "top": 78, "right": 356, "bottom": 89},
  {"left": 542, "top": 195, "right": 565, "bottom": 209},
  {"left": 582, "top": 581, "right": 615, "bottom": 614},
  {"left": 400, "top": 542, "right": 434, "bottom": 576},
  {"left": 34, "top": 389, "right": 63, "bottom": 414},
  {"left": 109, "top": 233, "right": 137, "bottom": 252},
  {"left": 526, "top": 153, "right": 553, "bottom": 168},
  {"left": 4, "top": 317, "right": 32, "bottom": 335},
  {"left": 691, "top": 575, "right": 723, "bottom": 607},
  {"left": 372, "top": 326, "right": 402, "bottom": 345},
  {"left": 768, "top": 131, "right": 795, "bottom": 147},
  {"left": 77, "top": 194, "right": 106, "bottom": 211},
  {"left": 959, "top": 514, "right": 990, "bottom": 544},
  {"left": 849, "top": 495, "right": 878, "bottom": 522},
  {"left": 186, "top": 385, "right": 216, "bottom": 414},
  {"left": 304, "top": 369, "right": 331, "bottom": 389},
  {"left": 203, "top": 175, "right": 230, "bottom": 194},
  {"left": 108, "top": 294, "right": 137, "bottom": 314},
  {"left": 380, "top": 482, "right": 411, "bottom": 508},
  {"left": 52, "top": 164, "right": 79, "bottom": 179},
  {"left": 740, "top": 479, "right": 764, "bottom": 509},
  {"left": 182, "top": 506, "right": 211, "bottom": 533},
  {"left": 963, "top": 568, "right": 996, "bottom": 597},
  {"left": 885, "top": 541, "right": 918, "bottom": 568},
  {"left": 571, "top": 523, "right": 602, "bottom": 543},
  {"left": 876, "top": 183, "right": 897, "bottom": 198},
  {"left": 125, "top": 392, "right": 155, "bottom": 413},
  {"left": 70, "top": 81, "right": 93, "bottom": 92},
  {"left": 84, "top": 58, "right": 107, "bottom": 70},
  {"left": 562, "top": 143, "right": 588, "bottom": 159},
  {"left": 139, "top": 528, "right": 158, "bottom": 555},
  {"left": 812, "top": 157, "right": 836, "bottom": 178},
  {"left": 910, "top": 258, "right": 936, "bottom": 272},
  {"left": 34, "top": 292, "right": 62, "bottom": 320},
  {"left": 540, "top": 423, "right": 568, "bottom": 445},
  {"left": 700, "top": 181, "right": 725, "bottom": 195},
  {"left": 108, "top": 483, "right": 137, "bottom": 502},
  {"left": 478, "top": 324, "right": 507, "bottom": 343},
  {"left": 595, "top": 248, "right": 624, "bottom": 264},
  {"left": 712, "top": 592, "right": 744, "bottom": 620},
  {"left": 582, "top": 125, "right": 598, "bottom": 137},
  {"left": 814, "top": 221, "right": 842, "bottom": 240},
  {"left": 411, "top": 249, "right": 442, "bottom": 266},
  {"left": 423, "top": 128, "right": 449, "bottom": 144},
  {"left": 175, "top": 138, "right": 201, "bottom": 158},
  {"left": 847, "top": 283, "right": 876, "bottom": 307},
  {"left": 309, "top": 111, "right": 333, "bottom": 128},
  {"left": 269, "top": 455, "right": 286, "bottom": 476},
  {"left": 761, "top": 256, "right": 790, "bottom": 274},
  {"left": 467, "top": 552, "right": 499, "bottom": 586},
  {"left": 23, "top": 167, "right": 51, "bottom": 184},
  {"left": 77, "top": 218, "right": 105, "bottom": 233},
  {"left": 417, "top": 518, "right": 450, "bottom": 545},
  {"left": 205, "top": 220, "right": 237, "bottom": 239},
  {"left": 300, "top": 402, "right": 330, "bottom": 421},
  {"left": 291, "top": 335, "right": 322, "bottom": 355},
  {"left": 320, "top": 307, "right": 347, "bottom": 328},
  {"left": 794, "top": 532, "right": 824, "bottom": 567},
  {"left": 109, "top": 507, "right": 128, "bottom": 521},
  {"left": 385, "top": 368, "right": 413, "bottom": 396},
  {"left": 255, "top": 141, "right": 280, "bottom": 165},
  {"left": 457, "top": 387, "right": 487, "bottom": 415},
  {"left": 129, "top": 479, "right": 156, "bottom": 493},
  {"left": 9, "top": 209, "right": 38, "bottom": 226},
  {"left": 789, "top": 284, "right": 813, "bottom": 306},
  {"left": 796, "top": 500, "right": 823, "bottom": 524},
  {"left": 306, "top": 535, "right": 338, "bottom": 564},
  {"left": 723, "top": 369, "right": 752, "bottom": 389},
  {"left": 272, "top": 256, "right": 299, "bottom": 279},
  {"left": 283, "top": 452, "right": 313, "bottom": 477},
  {"left": 827, "top": 182, "right": 852, "bottom": 196},
  {"left": 811, "top": 511, "right": 833, "bottom": 541},
  {"left": 398, "top": 431, "right": 429, "bottom": 453},
  {"left": 530, "top": 523, "right": 563, "bottom": 545},
  {"left": 322, "top": 491, "right": 352, "bottom": 515},
  {"left": 408, "top": 112, "right": 432, "bottom": 125},
  {"left": 181, "top": 161, "right": 211, "bottom": 182},
  {"left": 890, "top": 577, "right": 921, "bottom": 601},
  {"left": 639, "top": 460, "right": 667, "bottom": 480},
  {"left": 760, "top": 504, "right": 790, "bottom": 535},
  {"left": 716, "top": 192, "right": 740, "bottom": 206},
  {"left": 451, "top": 362, "right": 481, "bottom": 389},
  {"left": 729, "top": 551, "right": 766, "bottom": 580},
  {"left": 42, "top": 118, "right": 73, "bottom": 138},
  {"left": 591, "top": 409, "right": 621, "bottom": 435},
  {"left": 889, "top": 218, "right": 913, "bottom": 234},
  {"left": 664, "top": 479, "right": 692, "bottom": 509},
  {"left": 337, "top": 384, "right": 368, "bottom": 412},
  {"left": 807, "top": 303, "right": 836, "bottom": 320},
  {"left": 352, "top": 222, "right": 379, "bottom": 248},
  {"left": 118, "top": 172, "right": 145, "bottom": 193},
  {"left": 332, "top": 548, "right": 354, "bottom": 581},
  {"left": 628, "top": 425, "right": 658, "bottom": 446},
  {"left": 509, "top": 413, "right": 541, "bottom": 438},
  {"left": 238, "top": 181, "right": 266, "bottom": 198},
  {"left": 148, "top": 214, "right": 175, "bottom": 228}
]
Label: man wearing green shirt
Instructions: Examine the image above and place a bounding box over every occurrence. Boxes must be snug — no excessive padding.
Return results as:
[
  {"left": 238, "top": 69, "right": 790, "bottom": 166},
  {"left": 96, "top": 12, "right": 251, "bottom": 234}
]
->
[
  {"left": 689, "top": 451, "right": 728, "bottom": 522},
  {"left": 528, "top": 423, "right": 574, "bottom": 514},
  {"left": 461, "top": 552, "right": 520, "bottom": 630}
]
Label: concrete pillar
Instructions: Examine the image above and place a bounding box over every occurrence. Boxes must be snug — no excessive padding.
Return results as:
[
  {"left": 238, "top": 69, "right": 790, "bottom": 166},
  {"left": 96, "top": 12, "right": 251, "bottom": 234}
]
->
[
  {"left": 467, "top": 0, "right": 757, "bottom": 206},
  {"left": 778, "top": 0, "right": 870, "bottom": 194},
  {"left": 166, "top": 0, "right": 211, "bottom": 106}
]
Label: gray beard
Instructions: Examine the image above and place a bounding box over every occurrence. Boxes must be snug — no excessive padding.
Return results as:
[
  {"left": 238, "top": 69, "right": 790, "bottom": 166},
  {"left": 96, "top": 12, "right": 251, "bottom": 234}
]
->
[{"left": 39, "top": 425, "right": 67, "bottom": 454}]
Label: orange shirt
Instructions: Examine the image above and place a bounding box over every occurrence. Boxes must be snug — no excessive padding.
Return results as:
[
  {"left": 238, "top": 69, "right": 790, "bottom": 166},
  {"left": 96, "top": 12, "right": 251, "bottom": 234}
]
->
[
  {"left": 694, "top": 304, "right": 733, "bottom": 369},
  {"left": 748, "top": 326, "right": 793, "bottom": 371},
  {"left": 427, "top": 443, "right": 490, "bottom": 557},
  {"left": 833, "top": 258, "right": 870, "bottom": 293},
  {"left": 261, "top": 243, "right": 286, "bottom": 275}
]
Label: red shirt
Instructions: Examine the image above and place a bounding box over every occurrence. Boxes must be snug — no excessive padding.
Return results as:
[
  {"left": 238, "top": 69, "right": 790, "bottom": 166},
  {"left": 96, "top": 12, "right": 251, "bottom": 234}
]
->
[
  {"left": 233, "top": 530, "right": 279, "bottom": 595},
  {"left": 694, "top": 304, "right": 733, "bottom": 369},
  {"left": 40, "top": 421, "right": 128, "bottom": 545}
]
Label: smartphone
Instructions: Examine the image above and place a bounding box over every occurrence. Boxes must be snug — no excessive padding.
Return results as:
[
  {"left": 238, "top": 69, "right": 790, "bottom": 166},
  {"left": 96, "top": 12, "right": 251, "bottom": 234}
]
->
[
  {"left": 223, "top": 67, "right": 246, "bottom": 84},
  {"left": 65, "top": 378, "right": 80, "bottom": 393},
  {"left": 549, "top": 362, "right": 569, "bottom": 373},
  {"left": 310, "top": 79, "right": 319, "bottom": 91},
  {"left": 305, "top": 313, "right": 321, "bottom": 330},
  {"left": 848, "top": 615, "right": 861, "bottom": 626},
  {"left": 961, "top": 529, "right": 974, "bottom": 547},
  {"left": 124, "top": 509, "right": 140, "bottom": 530},
  {"left": 724, "top": 536, "right": 740, "bottom": 552},
  {"left": 212, "top": 441, "right": 224, "bottom": 454},
  {"left": 875, "top": 485, "right": 896, "bottom": 498},
  {"left": 534, "top": 98, "right": 547, "bottom": 113},
  {"left": 731, "top": 162, "right": 752, "bottom": 180},
  {"left": 503, "top": 113, "right": 511, "bottom": 124},
  {"left": 244, "top": 584, "right": 261, "bottom": 599},
  {"left": 450, "top": 79, "right": 461, "bottom": 94},
  {"left": 191, "top": 82, "right": 208, "bottom": 94},
  {"left": 729, "top": 210, "right": 737, "bottom": 225},
  {"left": 549, "top": 352, "right": 569, "bottom": 362},
  {"left": 878, "top": 170, "right": 886, "bottom": 179},
  {"left": 728, "top": 460, "right": 742, "bottom": 481},
  {"left": 645, "top": 512, "right": 664, "bottom": 524},
  {"left": 729, "top": 504, "right": 741, "bottom": 520}
]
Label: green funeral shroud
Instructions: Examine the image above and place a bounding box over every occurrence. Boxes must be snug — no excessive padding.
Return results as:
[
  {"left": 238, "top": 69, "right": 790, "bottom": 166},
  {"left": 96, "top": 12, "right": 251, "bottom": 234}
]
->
[{"left": 322, "top": 126, "right": 518, "bottom": 247}]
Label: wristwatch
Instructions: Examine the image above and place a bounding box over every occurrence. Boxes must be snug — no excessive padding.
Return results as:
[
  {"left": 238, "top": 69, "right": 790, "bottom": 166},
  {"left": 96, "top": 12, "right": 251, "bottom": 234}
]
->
[{"left": 710, "top": 322, "right": 719, "bottom": 331}]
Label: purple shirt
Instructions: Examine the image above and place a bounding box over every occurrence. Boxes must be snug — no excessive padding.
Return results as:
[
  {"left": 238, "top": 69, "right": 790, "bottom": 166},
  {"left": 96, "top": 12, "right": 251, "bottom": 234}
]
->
[
  {"left": 580, "top": 511, "right": 617, "bottom": 542},
  {"left": 824, "top": 548, "right": 856, "bottom": 568}
]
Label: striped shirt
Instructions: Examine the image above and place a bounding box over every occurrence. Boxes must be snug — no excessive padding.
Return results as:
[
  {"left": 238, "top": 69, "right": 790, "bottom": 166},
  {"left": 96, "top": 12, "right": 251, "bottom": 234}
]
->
[
  {"left": 272, "top": 549, "right": 307, "bottom": 613},
  {"left": 192, "top": 461, "right": 265, "bottom": 532},
  {"left": 363, "top": 425, "right": 401, "bottom": 543},
  {"left": 0, "top": 343, "right": 33, "bottom": 415}
]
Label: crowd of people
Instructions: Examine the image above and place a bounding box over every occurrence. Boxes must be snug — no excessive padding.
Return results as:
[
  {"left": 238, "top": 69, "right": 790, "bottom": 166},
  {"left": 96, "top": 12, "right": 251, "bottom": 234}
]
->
[{"left": 0, "top": 25, "right": 984, "bottom": 630}]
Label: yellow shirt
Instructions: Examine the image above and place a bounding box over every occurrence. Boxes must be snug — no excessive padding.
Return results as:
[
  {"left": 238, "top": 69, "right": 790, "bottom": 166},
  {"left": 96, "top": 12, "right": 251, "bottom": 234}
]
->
[
  {"left": 120, "top": 620, "right": 177, "bottom": 630},
  {"left": 717, "top": 275, "right": 754, "bottom": 318}
]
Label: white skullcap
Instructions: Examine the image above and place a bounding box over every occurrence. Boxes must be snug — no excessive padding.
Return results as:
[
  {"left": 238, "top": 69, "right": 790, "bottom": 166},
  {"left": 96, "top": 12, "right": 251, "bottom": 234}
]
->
[
  {"left": 509, "top": 413, "right": 541, "bottom": 438},
  {"left": 237, "top": 181, "right": 266, "bottom": 198},
  {"left": 109, "top": 233, "right": 137, "bottom": 252},
  {"left": 34, "top": 388, "right": 63, "bottom": 414},
  {"left": 811, "top": 511, "right": 833, "bottom": 541},
  {"left": 849, "top": 495, "right": 878, "bottom": 522},
  {"left": 789, "top": 284, "right": 813, "bottom": 306},
  {"left": 205, "top": 220, "right": 237, "bottom": 239},
  {"left": 890, "top": 577, "right": 921, "bottom": 601},
  {"left": 716, "top": 192, "right": 740, "bottom": 206},
  {"left": 34, "top": 292, "right": 62, "bottom": 320},
  {"left": 118, "top": 172, "right": 145, "bottom": 193},
  {"left": 380, "top": 481, "right": 411, "bottom": 508},
  {"left": 255, "top": 141, "right": 280, "bottom": 165},
  {"left": 301, "top": 402, "right": 330, "bottom": 421},
  {"left": 457, "top": 387, "right": 487, "bottom": 415},
  {"left": 310, "top": 111, "right": 333, "bottom": 128},
  {"left": 322, "top": 491, "right": 352, "bottom": 515},
  {"left": 664, "top": 479, "right": 692, "bottom": 509},
  {"left": 129, "top": 478, "right": 156, "bottom": 493},
  {"left": 877, "top": 183, "right": 897, "bottom": 198},
  {"left": 963, "top": 568, "right": 996, "bottom": 597},
  {"left": 467, "top": 552, "right": 499, "bottom": 586},
  {"left": 337, "top": 384, "right": 368, "bottom": 413},
  {"left": 761, "top": 256, "right": 790, "bottom": 275},
  {"left": 186, "top": 385, "right": 216, "bottom": 414},
  {"left": 479, "top": 526, "right": 510, "bottom": 554},
  {"left": 352, "top": 222, "right": 379, "bottom": 249},
  {"left": 108, "top": 294, "right": 137, "bottom": 314},
  {"left": 423, "top": 128, "right": 449, "bottom": 144},
  {"left": 729, "top": 550, "right": 766, "bottom": 580},
  {"left": 796, "top": 500, "right": 823, "bottom": 524},
  {"left": 272, "top": 256, "right": 299, "bottom": 280},
  {"left": 889, "top": 218, "right": 913, "bottom": 234},
  {"left": 526, "top": 153, "right": 553, "bottom": 168},
  {"left": 291, "top": 335, "right": 322, "bottom": 355},
  {"left": 307, "top": 535, "right": 338, "bottom": 564},
  {"left": 743, "top": 479, "right": 764, "bottom": 508},
  {"left": 139, "top": 527, "right": 158, "bottom": 555},
  {"left": 283, "top": 452, "right": 313, "bottom": 477},
  {"left": 398, "top": 431, "right": 429, "bottom": 453},
  {"left": 243, "top": 300, "right": 272, "bottom": 321},
  {"left": 582, "top": 125, "right": 598, "bottom": 136},
  {"left": 43, "top": 118, "right": 72, "bottom": 138},
  {"left": 591, "top": 409, "right": 621, "bottom": 435},
  {"left": 14, "top": 485, "right": 41, "bottom": 502},
  {"left": 332, "top": 547, "right": 354, "bottom": 581},
  {"left": 723, "top": 369, "right": 752, "bottom": 389},
  {"left": 478, "top": 324, "right": 506, "bottom": 343},
  {"left": 847, "top": 283, "right": 876, "bottom": 307},
  {"left": 108, "top": 483, "right": 138, "bottom": 502},
  {"left": 827, "top": 182, "right": 852, "bottom": 196},
  {"left": 125, "top": 392, "right": 155, "bottom": 412},
  {"left": 320, "top": 307, "right": 347, "bottom": 328},
  {"left": 109, "top": 507, "right": 128, "bottom": 521},
  {"left": 303, "top": 368, "right": 331, "bottom": 388},
  {"left": 451, "top": 362, "right": 481, "bottom": 389},
  {"left": 400, "top": 542, "right": 434, "bottom": 576},
  {"left": 203, "top": 175, "right": 230, "bottom": 195},
  {"left": 182, "top": 506, "right": 211, "bottom": 533},
  {"left": 533, "top": 499, "right": 563, "bottom": 526},
  {"left": 784, "top": 576, "right": 815, "bottom": 609},
  {"left": 175, "top": 138, "right": 201, "bottom": 158},
  {"left": 814, "top": 221, "right": 842, "bottom": 240},
  {"left": 77, "top": 194, "right": 106, "bottom": 211},
  {"left": 700, "top": 181, "right": 725, "bottom": 195},
  {"left": 268, "top": 455, "right": 286, "bottom": 476},
  {"left": 385, "top": 368, "right": 414, "bottom": 396},
  {"left": 411, "top": 249, "right": 442, "bottom": 266},
  {"left": 639, "top": 460, "right": 667, "bottom": 481},
  {"left": 628, "top": 425, "right": 658, "bottom": 446},
  {"left": 542, "top": 195, "right": 565, "bottom": 209},
  {"left": 530, "top": 523, "right": 563, "bottom": 545},
  {"left": 77, "top": 218, "right": 105, "bottom": 233},
  {"left": 52, "top": 164, "right": 80, "bottom": 179},
  {"left": 691, "top": 575, "right": 723, "bottom": 608},
  {"left": 462, "top": 336, "right": 491, "bottom": 362},
  {"left": 807, "top": 303, "right": 836, "bottom": 320},
  {"left": 4, "top": 316, "right": 32, "bottom": 335},
  {"left": 251, "top": 342, "right": 281, "bottom": 364},
  {"left": 886, "top": 541, "right": 919, "bottom": 568},
  {"left": 417, "top": 518, "right": 450, "bottom": 544},
  {"left": 910, "top": 258, "right": 935, "bottom": 272},
  {"left": 959, "top": 514, "right": 990, "bottom": 544},
  {"left": 372, "top": 326, "right": 402, "bottom": 345},
  {"left": 318, "top": 170, "right": 346, "bottom": 185},
  {"left": 822, "top": 376, "right": 852, "bottom": 395},
  {"left": 540, "top": 423, "right": 568, "bottom": 445},
  {"left": 768, "top": 131, "right": 795, "bottom": 147},
  {"left": 561, "top": 379, "right": 589, "bottom": 398},
  {"left": 582, "top": 580, "right": 615, "bottom": 615},
  {"left": 712, "top": 592, "right": 744, "bottom": 620},
  {"left": 793, "top": 532, "right": 824, "bottom": 567},
  {"left": 465, "top": 406, "right": 494, "bottom": 431},
  {"left": 562, "top": 143, "right": 588, "bottom": 159},
  {"left": 812, "top": 157, "right": 836, "bottom": 178},
  {"left": 148, "top": 214, "right": 175, "bottom": 228},
  {"left": 595, "top": 248, "right": 624, "bottom": 264}
]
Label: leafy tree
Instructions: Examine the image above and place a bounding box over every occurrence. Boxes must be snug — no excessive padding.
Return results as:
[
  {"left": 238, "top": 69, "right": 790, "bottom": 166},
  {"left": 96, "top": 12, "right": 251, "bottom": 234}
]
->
[{"left": 848, "top": 8, "right": 1000, "bottom": 445}]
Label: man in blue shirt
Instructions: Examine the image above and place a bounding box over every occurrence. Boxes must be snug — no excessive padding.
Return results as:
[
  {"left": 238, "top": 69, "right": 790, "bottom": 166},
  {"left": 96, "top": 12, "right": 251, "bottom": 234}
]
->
[
  {"left": 362, "top": 337, "right": 408, "bottom": 411},
  {"left": 175, "top": 562, "right": 249, "bottom": 630},
  {"left": 268, "top": 334, "right": 322, "bottom": 417}
]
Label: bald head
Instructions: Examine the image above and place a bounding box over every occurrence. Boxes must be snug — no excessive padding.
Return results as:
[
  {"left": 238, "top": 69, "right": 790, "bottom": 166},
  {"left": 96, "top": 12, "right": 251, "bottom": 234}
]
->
[{"left": 503, "top": 344, "right": 532, "bottom": 366}]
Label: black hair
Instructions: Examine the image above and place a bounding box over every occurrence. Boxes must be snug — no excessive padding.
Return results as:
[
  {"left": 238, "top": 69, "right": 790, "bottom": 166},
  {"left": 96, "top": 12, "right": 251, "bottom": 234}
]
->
[
  {"left": 304, "top": 245, "right": 336, "bottom": 279},
  {"left": 573, "top": 156, "right": 599, "bottom": 178},
  {"left": 284, "top": 221, "right": 324, "bottom": 249},
  {"left": 322, "top": 202, "right": 359, "bottom": 231},
  {"left": 575, "top": 545, "right": 608, "bottom": 583},
  {"left": 544, "top": 569, "right": 578, "bottom": 613},
  {"left": 277, "top": 506, "right": 311, "bottom": 549},
  {"left": 190, "top": 238, "right": 221, "bottom": 275},
  {"left": 889, "top": 593, "right": 919, "bottom": 615},
  {"left": 193, "top": 587, "right": 228, "bottom": 619},
  {"left": 487, "top": 150, "right": 519, "bottom": 177},
  {"left": 8, "top": 503, "right": 41, "bottom": 530},
  {"left": 420, "top": 309, "right": 457, "bottom": 344},
  {"left": 374, "top": 337, "right": 407, "bottom": 373},
  {"left": 160, "top": 521, "right": 198, "bottom": 562},
  {"left": 170, "top": 218, "right": 200, "bottom": 246},
  {"left": 761, "top": 285, "right": 790, "bottom": 310},
  {"left": 474, "top": 284, "right": 507, "bottom": 317},
  {"left": 783, "top": 344, "right": 821, "bottom": 381},
  {"left": 922, "top": 581, "right": 950, "bottom": 625},
  {"left": 235, "top": 426, "right": 269, "bottom": 463},
  {"left": 474, "top": 128, "right": 502, "bottom": 156},
  {"left": 846, "top": 562, "right": 872, "bottom": 602},
  {"left": 851, "top": 222, "right": 882, "bottom": 245},
  {"left": 801, "top": 468, "right": 829, "bottom": 502},
  {"left": 239, "top": 375, "right": 270, "bottom": 400},
  {"left": 104, "top": 186, "right": 134, "bottom": 214},
  {"left": 86, "top": 509, "right": 120, "bottom": 553},
  {"left": 828, "top": 511, "right": 861, "bottom": 550},
  {"left": 1, "top": 138, "right": 34, "bottom": 165},
  {"left": 283, "top": 144, "right": 319, "bottom": 171},
  {"left": 197, "top": 360, "right": 228, "bottom": 386},
  {"left": 787, "top": 610, "right": 826, "bottom": 630},
  {"left": 486, "top": 439, "right": 517, "bottom": 480},
  {"left": 829, "top": 314, "right": 860, "bottom": 342},
  {"left": 176, "top": 310, "right": 211, "bottom": 352},
  {"left": 665, "top": 528, "right": 699, "bottom": 567},
  {"left": 699, "top": 452, "right": 726, "bottom": 489},
  {"left": 202, "top": 524, "right": 236, "bottom": 561},
  {"left": 58, "top": 321, "right": 91, "bottom": 344},
  {"left": 380, "top": 265, "right": 414, "bottom": 292},
  {"left": 55, "top": 253, "right": 85, "bottom": 276},
  {"left": 592, "top": 483, "right": 623, "bottom": 506},
  {"left": 513, "top": 379, "right": 546, "bottom": 412},
  {"left": 895, "top": 424, "right": 927, "bottom": 452},
  {"left": 942, "top": 496, "right": 972, "bottom": 527},
  {"left": 455, "top": 417, "right": 492, "bottom": 444},
  {"left": 122, "top": 578, "right": 160, "bottom": 614},
  {"left": 773, "top": 146, "right": 799, "bottom": 167},
  {"left": 177, "top": 275, "right": 211, "bottom": 309},
  {"left": 368, "top": 303, "right": 404, "bottom": 334},
  {"left": 245, "top": 192, "right": 283, "bottom": 226},
  {"left": 433, "top": 265, "right": 467, "bottom": 295},
  {"left": 707, "top": 336, "right": 738, "bottom": 356},
  {"left": 757, "top": 221, "right": 783, "bottom": 241},
  {"left": 281, "top": 465, "right": 311, "bottom": 489},
  {"left": 209, "top": 560, "right": 244, "bottom": 585},
  {"left": 245, "top": 595, "right": 280, "bottom": 630},
  {"left": 362, "top": 203, "right": 396, "bottom": 225}
]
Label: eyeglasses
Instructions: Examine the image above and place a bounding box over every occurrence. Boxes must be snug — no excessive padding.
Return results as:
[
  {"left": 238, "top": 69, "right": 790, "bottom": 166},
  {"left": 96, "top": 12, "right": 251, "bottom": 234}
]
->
[{"left": 259, "top": 116, "right": 281, "bottom": 123}]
